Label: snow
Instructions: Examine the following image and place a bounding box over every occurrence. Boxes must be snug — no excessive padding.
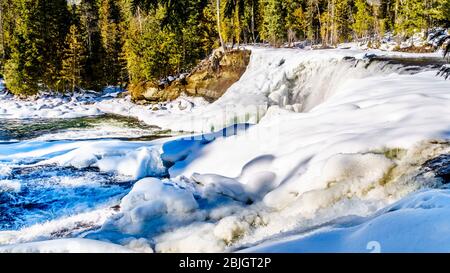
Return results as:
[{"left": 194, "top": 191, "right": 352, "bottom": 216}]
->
[
  {"left": 108, "top": 178, "right": 198, "bottom": 235},
  {"left": 95, "top": 147, "right": 166, "bottom": 179},
  {"left": 0, "top": 165, "right": 12, "bottom": 178},
  {"left": 0, "top": 139, "right": 167, "bottom": 180},
  {"left": 0, "top": 46, "right": 449, "bottom": 253},
  {"left": 0, "top": 180, "right": 21, "bottom": 193},
  {"left": 244, "top": 189, "right": 450, "bottom": 253},
  {"left": 0, "top": 92, "right": 103, "bottom": 119},
  {"left": 0, "top": 238, "right": 135, "bottom": 253}
]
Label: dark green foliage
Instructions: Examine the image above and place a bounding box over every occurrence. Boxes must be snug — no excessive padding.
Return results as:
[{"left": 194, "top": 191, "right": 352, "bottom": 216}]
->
[
  {"left": 124, "top": 0, "right": 216, "bottom": 84},
  {"left": 61, "top": 23, "right": 87, "bottom": 92},
  {"left": 4, "top": 0, "right": 70, "bottom": 95},
  {"left": 0, "top": 0, "right": 449, "bottom": 96},
  {"left": 99, "top": 0, "right": 127, "bottom": 86}
]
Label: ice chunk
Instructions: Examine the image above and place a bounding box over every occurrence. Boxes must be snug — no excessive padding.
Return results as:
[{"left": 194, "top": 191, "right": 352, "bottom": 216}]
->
[
  {"left": 191, "top": 173, "right": 251, "bottom": 203},
  {"left": 96, "top": 147, "right": 166, "bottom": 179},
  {"left": 108, "top": 178, "right": 199, "bottom": 234}
]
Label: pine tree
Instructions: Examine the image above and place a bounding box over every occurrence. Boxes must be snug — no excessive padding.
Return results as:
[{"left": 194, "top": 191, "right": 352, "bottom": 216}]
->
[
  {"left": 260, "top": 0, "right": 286, "bottom": 46},
  {"left": 321, "top": 4, "right": 332, "bottom": 45},
  {"left": 41, "top": 0, "right": 71, "bottom": 91},
  {"left": 284, "top": 0, "right": 307, "bottom": 45},
  {"left": 99, "top": 0, "right": 126, "bottom": 86},
  {"left": 216, "top": 0, "right": 226, "bottom": 48},
  {"left": 0, "top": 0, "right": 17, "bottom": 73},
  {"left": 395, "top": 0, "right": 426, "bottom": 36},
  {"left": 241, "top": 0, "right": 260, "bottom": 44},
  {"left": 4, "top": 0, "right": 66, "bottom": 94},
  {"left": 61, "top": 24, "right": 86, "bottom": 92},
  {"left": 353, "top": 0, "right": 373, "bottom": 39},
  {"left": 4, "top": 0, "right": 69, "bottom": 95},
  {"left": 334, "top": 0, "right": 351, "bottom": 43},
  {"left": 78, "top": 0, "right": 106, "bottom": 90},
  {"left": 305, "top": 0, "right": 321, "bottom": 43}
]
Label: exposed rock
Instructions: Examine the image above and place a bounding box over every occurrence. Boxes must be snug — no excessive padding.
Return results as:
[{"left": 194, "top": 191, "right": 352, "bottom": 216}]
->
[
  {"left": 129, "top": 81, "right": 180, "bottom": 103},
  {"left": 179, "top": 49, "right": 251, "bottom": 101},
  {"left": 130, "top": 49, "right": 251, "bottom": 103}
]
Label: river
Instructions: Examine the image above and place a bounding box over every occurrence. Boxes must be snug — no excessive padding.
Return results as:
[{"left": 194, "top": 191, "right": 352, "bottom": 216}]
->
[{"left": 0, "top": 114, "right": 171, "bottom": 232}]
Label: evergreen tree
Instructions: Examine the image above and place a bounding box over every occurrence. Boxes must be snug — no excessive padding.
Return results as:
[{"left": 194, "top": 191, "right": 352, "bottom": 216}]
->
[
  {"left": 0, "top": 0, "right": 17, "bottom": 73},
  {"left": 395, "top": 0, "right": 426, "bottom": 36},
  {"left": 260, "top": 0, "right": 286, "bottom": 46},
  {"left": 99, "top": 0, "right": 126, "bottom": 86},
  {"left": 4, "top": 0, "right": 70, "bottom": 95},
  {"left": 61, "top": 24, "right": 87, "bottom": 92},
  {"left": 284, "top": 0, "right": 308, "bottom": 45},
  {"left": 79, "top": 0, "right": 106, "bottom": 90},
  {"left": 353, "top": 0, "right": 373, "bottom": 39},
  {"left": 241, "top": 0, "right": 260, "bottom": 44},
  {"left": 305, "top": 0, "right": 321, "bottom": 43},
  {"left": 334, "top": 0, "right": 351, "bottom": 43}
]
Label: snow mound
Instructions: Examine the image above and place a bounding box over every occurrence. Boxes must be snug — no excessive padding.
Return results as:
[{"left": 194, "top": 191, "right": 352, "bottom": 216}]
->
[
  {"left": 263, "top": 153, "right": 395, "bottom": 212},
  {"left": 120, "top": 178, "right": 198, "bottom": 214},
  {"left": 0, "top": 140, "right": 167, "bottom": 180},
  {"left": 98, "top": 178, "right": 198, "bottom": 235},
  {"left": 244, "top": 189, "right": 450, "bottom": 253},
  {"left": 0, "top": 93, "right": 103, "bottom": 119},
  {"left": 95, "top": 147, "right": 165, "bottom": 179}
]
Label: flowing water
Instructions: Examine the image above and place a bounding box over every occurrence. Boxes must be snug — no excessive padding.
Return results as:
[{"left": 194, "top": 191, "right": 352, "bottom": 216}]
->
[{"left": 0, "top": 114, "right": 171, "bottom": 232}]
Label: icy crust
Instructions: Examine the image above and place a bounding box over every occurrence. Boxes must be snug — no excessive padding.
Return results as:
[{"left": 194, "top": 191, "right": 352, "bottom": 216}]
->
[{"left": 243, "top": 189, "right": 450, "bottom": 253}]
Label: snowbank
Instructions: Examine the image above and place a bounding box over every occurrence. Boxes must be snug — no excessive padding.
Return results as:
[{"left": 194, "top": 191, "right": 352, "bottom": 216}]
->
[
  {"left": 99, "top": 178, "right": 199, "bottom": 235},
  {"left": 244, "top": 189, "right": 450, "bottom": 253},
  {"left": 0, "top": 92, "right": 102, "bottom": 119},
  {"left": 0, "top": 140, "right": 166, "bottom": 180}
]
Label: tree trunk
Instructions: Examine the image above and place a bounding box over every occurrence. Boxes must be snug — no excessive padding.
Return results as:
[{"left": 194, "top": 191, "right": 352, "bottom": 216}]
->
[
  {"left": 315, "top": 1, "right": 322, "bottom": 45},
  {"left": 0, "top": 1, "right": 5, "bottom": 60},
  {"left": 251, "top": 0, "right": 256, "bottom": 44},
  {"left": 137, "top": 6, "right": 143, "bottom": 34},
  {"left": 216, "top": 0, "right": 225, "bottom": 50}
]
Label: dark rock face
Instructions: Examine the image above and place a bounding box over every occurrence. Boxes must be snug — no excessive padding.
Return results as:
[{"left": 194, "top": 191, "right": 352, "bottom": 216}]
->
[
  {"left": 422, "top": 154, "right": 450, "bottom": 184},
  {"left": 437, "top": 65, "right": 450, "bottom": 80}
]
